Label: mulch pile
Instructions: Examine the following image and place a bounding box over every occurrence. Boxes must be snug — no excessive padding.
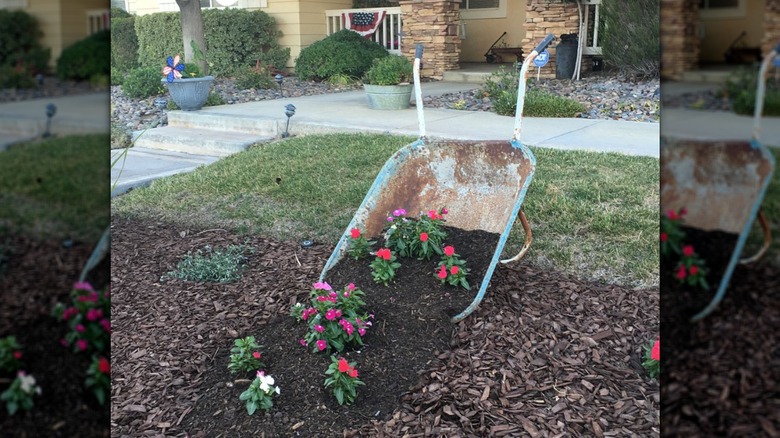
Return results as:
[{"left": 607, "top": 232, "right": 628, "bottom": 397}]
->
[
  {"left": 0, "top": 234, "right": 110, "bottom": 437},
  {"left": 111, "top": 216, "right": 659, "bottom": 437},
  {"left": 662, "top": 227, "right": 780, "bottom": 436}
]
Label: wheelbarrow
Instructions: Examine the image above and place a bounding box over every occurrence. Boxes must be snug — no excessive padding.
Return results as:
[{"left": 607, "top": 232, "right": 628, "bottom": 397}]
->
[
  {"left": 319, "top": 35, "right": 556, "bottom": 322},
  {"left": 661, "top": 44, "right": 777, "bottom": 321}
]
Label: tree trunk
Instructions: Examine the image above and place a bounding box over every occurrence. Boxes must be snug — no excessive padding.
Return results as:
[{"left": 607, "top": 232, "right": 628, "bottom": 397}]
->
[{"left": 175, "top": 0, "right": 208, "bottom": 76}]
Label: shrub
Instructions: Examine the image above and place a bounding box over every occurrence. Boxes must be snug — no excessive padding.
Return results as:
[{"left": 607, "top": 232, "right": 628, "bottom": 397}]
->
[
  {"left": 111, "top": 16, "right": 139, "bottom": 71},
  {"left": 0, "top": 66, "right": 36, "bottom": 89},
  {"left": 724, "top": 67, "right": 780, "bottom": 116},
  {"left": 482, "top": 66, "right": 585, "bottom": 117},
  {"left": 234, "top": 65, "right": 275, "bottom": 90},
  {"left": 600, "top": 0, "right": 659, "bottom": 78},
  {"left": 161, "top": 244, "right": 251, "bottom": 283},
  {"left": 111, "top": 7, "right": 132, "bottom": 19},
  {"left": 135, "top": 9, "right": 289, "bottom": 77},
  {"left": 57, "top": 30, "right": 111, "bottom": 81},
  {"left": 295, "top": 29, "right": 388, "bottom": 81},
  {"left": 121, "top": 66, "right": 165, "bottom": 98},
  {"left": 363, "top": 54, "right": 412, "bottom": 85},
  {"left": 0, "top": 10, "right": 50, "bottom": 72},
  {"left": 111, "top": 66, "right": 125, "bottom": 86}
]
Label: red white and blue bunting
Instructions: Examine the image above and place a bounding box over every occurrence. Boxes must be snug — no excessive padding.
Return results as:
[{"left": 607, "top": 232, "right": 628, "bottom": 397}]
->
[{"left": 342, "top": 11, "right": 386, "bottom": 37}]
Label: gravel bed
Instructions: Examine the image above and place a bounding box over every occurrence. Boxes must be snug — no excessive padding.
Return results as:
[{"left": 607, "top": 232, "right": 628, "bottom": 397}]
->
[{"left": 0, "top": 75, "right": 105, "bottom": 103}]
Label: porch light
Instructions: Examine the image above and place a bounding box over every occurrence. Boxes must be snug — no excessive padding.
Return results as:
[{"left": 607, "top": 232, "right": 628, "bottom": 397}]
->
[
  {"left": 43, "top": 103, "right": 56, "bottom": 138},
  {"left": 282, "top": 103, "right": 296, "bottom": 138},
  {"left": 275, "top": 74, "right": 284, "bottom": 97}
]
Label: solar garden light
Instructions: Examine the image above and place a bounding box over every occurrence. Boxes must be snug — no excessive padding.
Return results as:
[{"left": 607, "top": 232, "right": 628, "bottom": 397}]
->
[
  {"left": 282, "top": 103, "right": 296, "bottom": 138},
  {"left": 36, "top": 73, "right": 44, "bottom": 86},
  {"left": 42, "top": 103, "right": 56, "bottom": 138},
  {"left": 275, "top": 74, "right": 284, "bottom": 97},
  {"left": 154, "top": 98, "right": 168, "bottom": 109}
]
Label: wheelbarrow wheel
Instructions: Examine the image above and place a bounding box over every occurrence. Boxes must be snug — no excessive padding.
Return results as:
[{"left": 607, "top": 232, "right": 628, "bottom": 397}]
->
[
  {"left": 485, "top": 53, "right": 496, "bottom": 64},
  {"left": 500, "top": 209, "right": 532, "bottom": 264},
  {"left": 740, "top": 209, "right": 772, "bottom": 265}
]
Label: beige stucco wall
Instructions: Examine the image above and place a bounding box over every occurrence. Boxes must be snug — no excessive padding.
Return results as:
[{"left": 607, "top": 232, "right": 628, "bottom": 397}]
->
[
  {"left": 459, "top": 0, "right": 525, "bottom": 63},
  {"left": 25, "top": 0, "right": 108, "bottom": 67},
  {"left": 699, "top": 0, "right": 765, "bottom": 63}
]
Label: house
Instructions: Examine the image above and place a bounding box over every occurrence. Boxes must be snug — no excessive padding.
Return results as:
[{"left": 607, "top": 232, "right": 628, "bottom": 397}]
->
[
  {"left": 661, "top": 0, "right": 780, "bottom": 80},
  {"left": 0, "top": 0, "right": 110, "bottom": 68}
]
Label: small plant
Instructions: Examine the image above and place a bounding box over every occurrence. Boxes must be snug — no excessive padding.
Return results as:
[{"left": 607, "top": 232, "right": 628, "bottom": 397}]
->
[
  {"left": 384, "top": 207, "right": 448, "bottom": 260},
  {"left": 370, "top": 248, "right": 401, "bottom": 285},
  {"left": 1, "top": 371, "right": 41, "bottom": 415},
  {"left": 328, "top": 73, "right": 356, "bottom": 87},
  {"left": 228, "top": 336, "right": 264, "bottom": 374},
  {"left": 294, "top": 282, "right": 372, "bottom": 353},
  {"left": 324, "top": 356, "right": 364, "bottom": 405},
  {"left": 53, "top": 282, "right": 111, "bottom": 357},
  {"left": 122, "top": 66, "right": 166, "bottom": 98},
  {"left": 235, "top": 63, "right": 274, "bottom": 90},
  {"left": 161, "top": 244, "right": 250, "bottom": 283},
  {"left": 347, "top": 228, "right": 374, "bottom": 260},
  {"left": 436, "top": 245, "right": 470, "bottom": 290},
  {"left": 660, "top": 207, "right": 709, "bottom": 290},
  {"left": 0, "top": 336, "right": 23, "bottom": 373},
  {"left": 239, "top": 370, "right": 280, "bottom": 415},
  {"left": 674, "top": 244, "right": 709, "bottom": 289},
  {"left": 363, "top": 54, "right": 413, "bottom": 86},
  {"left": 660, "top": 208, "right": 686, "bottom": 256},
  {"left": 85, "top": 356, "right": 111, "bottom": 405},
  {"left": 642, "top": 338, "right": 660, "bottom": 379}
]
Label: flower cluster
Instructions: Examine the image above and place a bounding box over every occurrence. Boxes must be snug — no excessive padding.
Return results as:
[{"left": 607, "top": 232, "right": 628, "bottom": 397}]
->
[
  {"left": 239, "top": 370, "right": 281, "bottom": 415},
  {"left": 324, "top": 356, "right": 365, "bottom": 405},
  {"left": 228, "top": 336, "right": 265, "bottom": 374},
  {"left": 642, "top": 337, "right": 660, "bottom": 379},
  {"left": 660, "top": 208, "right": 709, "bottom": 290},
  {"left": 0, "top": 370, "right": 41, "bottom": 415},
  {"left": 85, "top": 356, "right": 111, "bottom": 405},
  {"left": 347, "top": 228, "right": 375, "bottom": 260},
  {"left": 292, "top": 282, "right": 372, "bottom": 353},
  {"left": 436, "top": 245, "right": 470, "bottom": 289},
  {"left": 370, "top": 247, "right": 401, "bottom": 285},
  {"left": 660, "top": 208, "right": 686, "bottom": 256},
  {"left": 53, "top": 281, "right": 111, "bottom": 404},
  {"left": 384, "top": 207, "right": 449, "bottom": 260},
  {"left": 675, "top": 244, "right": 709, "bottom": 289}
]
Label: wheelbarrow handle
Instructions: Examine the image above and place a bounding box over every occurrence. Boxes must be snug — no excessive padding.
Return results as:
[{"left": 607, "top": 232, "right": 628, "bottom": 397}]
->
[
  {"left": 415, "top": 44, "right": 423, "bottom": 60},
  {"left": 533, "top": 34, "right": 555, "bottom": 55}
]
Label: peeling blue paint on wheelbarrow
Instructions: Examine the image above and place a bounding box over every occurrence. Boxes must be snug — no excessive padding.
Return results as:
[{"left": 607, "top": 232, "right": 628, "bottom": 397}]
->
[
  {"left": 320, "top": 35, "right": 556, "bottom": 322},
  {"left": 661, "top": 45, "right": 778, "bottom": 321}
]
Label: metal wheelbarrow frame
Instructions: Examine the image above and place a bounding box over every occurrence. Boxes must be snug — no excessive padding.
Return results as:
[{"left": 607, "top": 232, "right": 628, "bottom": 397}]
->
[
  {"left": 661, "top": 45, "right": 778, "bottom": 321},
  {"left": 319, "top": 35, "right": 556, "bottom": 322}
]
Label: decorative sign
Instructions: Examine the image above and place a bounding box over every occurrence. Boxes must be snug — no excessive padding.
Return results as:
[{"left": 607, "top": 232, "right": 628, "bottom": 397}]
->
[{"left": 533, "top": 50, "right": 550, "bottom": 67}]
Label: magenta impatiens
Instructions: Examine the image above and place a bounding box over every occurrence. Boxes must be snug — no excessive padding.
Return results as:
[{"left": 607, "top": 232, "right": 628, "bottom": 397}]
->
[{"left": 661, "top": 207, "right": 709, "bottom": 290}]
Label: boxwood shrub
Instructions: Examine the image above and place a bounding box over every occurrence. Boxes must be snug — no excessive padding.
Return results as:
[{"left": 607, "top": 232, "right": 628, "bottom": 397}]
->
[
  {"left": 121, "top": 66, "right": 165, "bottom": 99},
  {"left": 111, "top": 15, "right": 139, "bottom": 71},
  {"left": 295, "top": 29, "right": 389, "bottom": 81},
  {"left": 0, "top": 9, "right": 50, "bottom": 73},
  {"left": 57, "top": 30, "right": 111, "bottom": 81}
]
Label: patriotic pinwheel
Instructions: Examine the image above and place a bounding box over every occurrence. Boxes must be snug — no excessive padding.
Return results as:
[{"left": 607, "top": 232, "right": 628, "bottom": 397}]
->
[{"left": 162, "top": 55, "right": 185, "bottom": 82}]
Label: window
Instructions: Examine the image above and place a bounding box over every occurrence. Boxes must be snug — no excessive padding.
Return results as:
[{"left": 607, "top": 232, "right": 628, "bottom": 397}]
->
[
  {"left": 0, "top": 0, "right": 27, "bottom": 9},
  {"left": 460, "top": 0, "right": 499, "bottom": 10},
  {"left": 200, "top": 0, "right": 239, "bottom": 8},
  {"left": 460, "top": 0, "right": 505, "bottom": 19},
  {"left": 699, "top": 0, "right": 745, "bottom": 18},
  {"left": 111, "top": 0, "right": 127, "bottom": 10}
]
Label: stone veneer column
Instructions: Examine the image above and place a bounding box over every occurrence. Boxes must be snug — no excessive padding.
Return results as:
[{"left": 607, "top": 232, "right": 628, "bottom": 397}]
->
[
  {"left": 521, "top": 0, "right": 579, "bottom": 79},
  {"left": 398, "top": 0, "right": 460, "bottom": 80},
  {"left": 763, "top": 0, "right": 780, "bottom": 56},
  {"left": 661, "top": 0, "right": 699, "bottom": 80}
]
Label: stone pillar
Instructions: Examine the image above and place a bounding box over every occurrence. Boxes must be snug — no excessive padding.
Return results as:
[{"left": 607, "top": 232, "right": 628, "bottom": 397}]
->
[
  {"left": 763, "top": 0, "right": 780, "bottom": 56},
  {"left": 398, "top": 0, "right": 460, "bottom": 80},
  {"left": 521, "top": 0, "right": 579, "bottom": 79},
  {"left": 661, "top": 0, "right": 699, "bottom": 80}
]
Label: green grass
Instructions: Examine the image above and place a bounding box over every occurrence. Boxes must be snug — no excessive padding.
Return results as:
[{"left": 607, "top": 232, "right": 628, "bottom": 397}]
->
[
  {"left": 113, "top": 133, "right": 659, "bottom": 288},
  {"left": 0, "top": 134, "right": 110, "bottom": 243}
]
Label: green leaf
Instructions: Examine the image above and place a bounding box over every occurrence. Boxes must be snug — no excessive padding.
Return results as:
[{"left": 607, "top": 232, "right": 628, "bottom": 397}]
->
[
  {"left": 246, "top": 400, "right": 257, "bottom": 415},
  {"left": 334, "top": 387, "right": 344, "bottom": 405}
]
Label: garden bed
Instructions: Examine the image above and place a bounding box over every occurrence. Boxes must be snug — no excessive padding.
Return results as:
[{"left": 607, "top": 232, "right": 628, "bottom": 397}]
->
[
  {"left": 0, "top": 234, "right": 110, "bottom": 437},
  {"left": 111, "top": 216, "right": 659, "bottom": 436}
]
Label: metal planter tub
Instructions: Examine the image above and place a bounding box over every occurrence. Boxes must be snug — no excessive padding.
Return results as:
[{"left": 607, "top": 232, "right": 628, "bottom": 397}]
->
[{"left": 363, "top": 83, "right": 413, "bottom": 110}]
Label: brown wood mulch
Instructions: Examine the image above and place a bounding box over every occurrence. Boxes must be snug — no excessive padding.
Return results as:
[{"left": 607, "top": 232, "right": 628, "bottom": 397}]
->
[
  {"left": 662, "top": 227, "right": 780, "bottom": 437},
  {"left": 110, "top": 216, "right": 659, "bottom": 437}
]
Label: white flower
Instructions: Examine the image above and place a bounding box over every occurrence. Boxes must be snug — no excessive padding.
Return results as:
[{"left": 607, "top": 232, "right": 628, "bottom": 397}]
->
[
  {"left": 17, "top": 372, "right": 39, "bottom": 395},
  {"left": 275, "top": 386, "right": 280, "bottom": 395}
]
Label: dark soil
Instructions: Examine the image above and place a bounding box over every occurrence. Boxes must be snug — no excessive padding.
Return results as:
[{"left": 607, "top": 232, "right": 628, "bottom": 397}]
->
[
  {"left": 0, "top": 234, "right": 110, "bottom": 437},
  {"left": 661, "top": 226, "right": 780, "bottom": 436},
  {"left": 110, "top": 216, "right": 659, "bottom": 437}
]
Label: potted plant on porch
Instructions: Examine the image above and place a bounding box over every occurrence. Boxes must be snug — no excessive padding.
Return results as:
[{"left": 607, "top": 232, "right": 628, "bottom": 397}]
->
[
  {"left": 161, "top": 55, "right": 214, "bottom": 111},
  {"left": 362, "top": 54, "right": 413, "bottom": 110}
]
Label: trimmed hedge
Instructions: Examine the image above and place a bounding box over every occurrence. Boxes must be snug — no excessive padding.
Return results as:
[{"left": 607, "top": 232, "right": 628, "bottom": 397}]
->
[
  {"left": 295, "top": 29, "right": 388, "bottom": 81},
  {"left": 111, "top": 16, "right": 139, "bottom": 71},
  {"left": 135, "top": 9, "right": 289, "bottom": 77},
  {"left": 0, "top": 9, "right": 49, "bottom": 73},
  {"left": 57, "top": 30, "right": 111, "bottom": 81}
]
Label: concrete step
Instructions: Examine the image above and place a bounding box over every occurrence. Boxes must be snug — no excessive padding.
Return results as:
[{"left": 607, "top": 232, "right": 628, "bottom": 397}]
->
[
  {"left": 168, "top": 109, "right": 279, "bottom": 135},
  {"left": 441, "top": 70, "right": 492, "bottom": 84},
  {"left": 133, "top": 126, "right": 272, "bottom": 157}
]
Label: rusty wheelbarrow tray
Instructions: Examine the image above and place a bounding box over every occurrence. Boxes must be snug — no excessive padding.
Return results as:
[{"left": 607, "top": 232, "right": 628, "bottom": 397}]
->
[
  {"left": 319, "top": 36, "right": 556, "bottom": 322},
  {"left": 661, "top": 46, "right": 778, "bottom": 321}
]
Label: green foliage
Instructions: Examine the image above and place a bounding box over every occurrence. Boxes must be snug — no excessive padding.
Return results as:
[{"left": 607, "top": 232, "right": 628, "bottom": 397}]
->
[
  {"left": 1, "top": 372, "right": 40, "bottom": 415},
  {"left": 181, "top": 62, "right": 201, "bottom": 78},
  {"left": 295, "top": 29, "right": 388, "bottom": 81},
  {"left": 363, "top": 54, "right": 412, "bottom": 85},
  {"left": 234, "top": 65, "right": 275, "bottom": 90},
  {"left": 111, "top": 7, "right": 132, "bottom": 19},
  {"left": 481, "top": 66, "right": 584, "bottom": 117},
  {"left": 600, "top": 0, "right": 659, "bottom": 78},
  {"left": 111, "top": 66, "right": 125, "bottom": 86},
  {"left": 724, "top": 67, "right": 780, "bottom": 116},
  {"left": 0, "top": 336, "right": 23, "bottom": 373},
  {"left": 239, "top": 372, "right": 279, "bottom": 414},
  {"left": 162, "top": 244, "right": 250, "bottom": 283},
  {"left": 0, "top": 9, "right": 49, "bottom": 72},
  {"left": 111, "top": 16, "right": 139, "bottom": 71},
  {"left": 0, "top": 66, "right": 36, "bottom": 89},
  {"left": 121, "top": 66, "right": 165, "bottom": 98},
  {"left": 328, "top": 73, "right": 358, "bottom": 87},
  {"left": 323, "top": 356, "right": 364, "bottom": 405},
  {"left": 57, "top": 30, "right": 111, "bottom": 81},
  {"left": 167, "top": 91, "right": 224, "bottom": 110},
  {"left": 228, "top": 336, "right": 264, "bottom": 374},
  {"left": 111, "top": 123, "right": 132, "bottom": 149},
  {"left": 135, "top": 9, "right": 289, "bottom": 77}
]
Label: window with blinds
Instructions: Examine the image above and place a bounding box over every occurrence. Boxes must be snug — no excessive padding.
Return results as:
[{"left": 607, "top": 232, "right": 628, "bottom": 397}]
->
[{"left": 460, "top": 0, "right": 499, "bottom": 10}]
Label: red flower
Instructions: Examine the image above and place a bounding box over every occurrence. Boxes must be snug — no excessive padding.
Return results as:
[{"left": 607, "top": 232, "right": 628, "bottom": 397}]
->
[
  {"left": 420, "top": 232, "right": 428, "bottom": 242},
  {"left": 427, "top": 210, "right": 436, "bottom": 219},
  {"left": 444, "top": 246, "right": 455, "bottom": 257},
  {"left": 680, "top": 208, "right": 687, "bottom": 217},
  {"left": 450, "top": 266, "right": 459, "bottom": 275},
  {"left": 350, "top": 228, "right": 361, "bottom": 239},
  {"left": 338, "top": 358, "right": 350, "bottom": 373},
  {"left": 441, "top": 208, "right": 448, "bottom": 215},
  {"left": 675, "top": 265, "right": 686, "bottom": 280},
  {"left": 98, "top": 357, "right": 110, "bottom": 374},
  {"left": 660, "top": 232, "right": 667, "bottom": 242},
  {"left": 689, "top": 265, "right": 699, "bottom": 276},
  {"left": 377, "top": 248, "right": 392, "bottom": 261},
  {"left": 13, "top": 351, "right": 22, "bottom": 360},
  {"left": 651, "top": 340, "right": 660, "bottom": 361},
  {"left": 682, "top": 245, "right": 694, "bottom": 257},
  {"left": 666, "top": 210, "right": 678, "bottom": 221},
  {"left": 437, "top": 265, "right": 447, "bottom": 279},
  {"left": 347, "top": 367, "right": 358, "bottom": 378},
  {"left": 253, "top": 352, "right": 261, "bottom": 359}
]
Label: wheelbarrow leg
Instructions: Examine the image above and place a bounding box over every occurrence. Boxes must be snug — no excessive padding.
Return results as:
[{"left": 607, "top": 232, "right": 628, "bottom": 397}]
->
[
  {"left": 740, "top": 209, "right": 772, "bottom": 265},
  {"left": 500, "top": 209, "right": 532, "bottom": 264}
]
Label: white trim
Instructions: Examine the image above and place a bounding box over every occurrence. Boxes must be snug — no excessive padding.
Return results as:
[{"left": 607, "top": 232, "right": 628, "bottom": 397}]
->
[
  {"left": 699, "top": 0, "right": 746, "bottom": 19},
  {"left": 460, "top": 0, "right": 506, "bottom": 20}
]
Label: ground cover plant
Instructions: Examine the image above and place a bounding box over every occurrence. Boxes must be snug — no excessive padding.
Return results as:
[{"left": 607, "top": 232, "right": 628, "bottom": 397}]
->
[
  {"left": 111, "top": 132, "right": 659, "bottom": 436},
  {"left": 0, "top": 135, "right": 110, "bottom": 436}
]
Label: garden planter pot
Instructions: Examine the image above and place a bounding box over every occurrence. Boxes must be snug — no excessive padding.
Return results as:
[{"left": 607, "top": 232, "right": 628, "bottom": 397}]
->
[
  {"left": 162, "top": 76, "right": 214, "bottom": 111},
  {"left": 363, "top": 83, "right": 413, "bottom": 110}
]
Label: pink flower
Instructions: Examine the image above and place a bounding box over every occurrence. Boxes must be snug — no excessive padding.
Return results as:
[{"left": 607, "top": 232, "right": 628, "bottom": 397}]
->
[
  {"left": 680, "top": 208, "right": 687, "bottom": 216},
  {"left": 334, "top": 309, "right": 342, "bottom": 319},
  {"left": 437, "top": 265, "right": 447, "bottom": 279},
  {"left": 420, "top": 232, "right": 428, "bottom": 242},
  {"left": 376, "top": 248, "right": 392, "bottom": 261},
  {"left": 86, "top": 308, "right": 103, "bottom": 322},
  {"left": 660, "top": 232, "right": 667, "bottom": 242},
  {"left": 347, "top": 368, "right": 358, "bottom": 378},
  {"left": 73, "top": 281, "right": 94, "bottom": 292},
  {"left": 393, "top": 209, "right": 406, "bottom": 217},
  {"left": 314, "top": 324, "right": 325, "bottom": 333},
  {"left": 676, "top": 265, "right": 687, "bottom": 280},
  {"left": 329, "top": 292, "right": 338, "bottom": 302},
  {"left": 100, "top": 318, "right": 111, "bottom": 333},
  {"left": 13, "top": 351, "right": 22, "bottom": 360},
  {"left": 300, "top": 339, "right": 307, "bottom": 346},
  {"left": 313, "top": 281, "right": 332, "bottom": 291},
  {"left": 444, "top": 246, "right": 455, "bottom": 257},
  {"left": 77, "top": 292, "right": 99, "bottom": 303},
  {"left": 428, "top": 209, "right": 437, "bottom": 219},
  {"left": 666, "top": 210, "right": 678, "bottom": 220},
  {"left": 338, "top": 358, "right": 350, "bottom": 372},
  {"left": 387, "top": 216, "right": 394, "bottom": 222},
  {"left": 358, "top": 328, "right": 366, "bottom": 336},
  {"left": 77, "top": 339, "right": 88, "bottom": 351},
  {"left": 441, "top": 208, "right": 448, "bottom": 215},
  {"left": 316, "top": 296, "right": 328, "bottom": 302},
  {"left": 450, "top": 266, "right": 459, "bottom": 275},
  {"left": 325, "top": 309, "right": 337, "bottom": 320},
  {"left": 75, "top": 324, "right": 86, "bottom": 333},
  {"left": 651, "top": 339, "right": 660, "bottom": 361},
  {"left": 347, "top": 283, "right": 356, "bottom": 291},
  {"left": 62, "top": 307, "right": 79, "bottom": 321},
  {"left": 98, "top": 357, "right": 110, "bottom": 374},
  {"left": 316, "top": 340, "right": 327, "bottom": 351},
  {"left": 253, "top": 352, "right": 261, "bottom": 359},
  {"left": 350, "top": 228, "right": 361, "bottom": 239},
  {"left": 690, "top": 265, "right": 699, "bottom": 276},
  {"left": 682, "top": 245, "right": 694, "bottom": 257}
]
